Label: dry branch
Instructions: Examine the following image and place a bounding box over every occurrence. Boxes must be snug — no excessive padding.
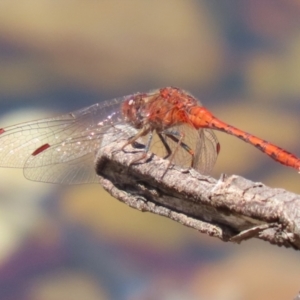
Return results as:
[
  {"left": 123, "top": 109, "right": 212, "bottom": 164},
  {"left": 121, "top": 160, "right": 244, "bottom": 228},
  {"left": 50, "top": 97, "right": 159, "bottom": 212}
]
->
[{"left": 96, "top": 141, "right": 300, "bottom": 250}]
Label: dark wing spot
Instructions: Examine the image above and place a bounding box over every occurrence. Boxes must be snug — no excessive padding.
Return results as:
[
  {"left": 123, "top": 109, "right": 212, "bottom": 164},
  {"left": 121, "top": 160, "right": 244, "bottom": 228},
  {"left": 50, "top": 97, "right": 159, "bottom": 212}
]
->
[
  {"left": 32, "top": 143, "right": 50, "bottom": 156},
  {"left": 216, "top": 142, "right": 221, "bottom": 154}
]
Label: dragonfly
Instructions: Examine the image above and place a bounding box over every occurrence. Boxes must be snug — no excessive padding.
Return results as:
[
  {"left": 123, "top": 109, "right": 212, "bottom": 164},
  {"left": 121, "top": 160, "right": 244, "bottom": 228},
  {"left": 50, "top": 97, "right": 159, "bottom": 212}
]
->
[{"left": 0, "top": 87, "right": 299, "bottom": 184}]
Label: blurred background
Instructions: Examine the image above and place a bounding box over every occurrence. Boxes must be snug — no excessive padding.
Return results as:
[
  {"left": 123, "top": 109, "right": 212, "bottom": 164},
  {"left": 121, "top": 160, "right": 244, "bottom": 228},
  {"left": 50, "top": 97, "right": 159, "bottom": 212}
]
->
[{"left": 0, "top": 1, "right": 300, "bottom": 299}]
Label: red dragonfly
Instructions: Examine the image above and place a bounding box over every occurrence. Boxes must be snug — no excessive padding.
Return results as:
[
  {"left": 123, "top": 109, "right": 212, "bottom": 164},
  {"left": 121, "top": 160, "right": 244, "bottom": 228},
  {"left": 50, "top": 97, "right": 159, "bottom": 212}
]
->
[{"left": 0, "top": 87, "right": 299, "bottom": 184}]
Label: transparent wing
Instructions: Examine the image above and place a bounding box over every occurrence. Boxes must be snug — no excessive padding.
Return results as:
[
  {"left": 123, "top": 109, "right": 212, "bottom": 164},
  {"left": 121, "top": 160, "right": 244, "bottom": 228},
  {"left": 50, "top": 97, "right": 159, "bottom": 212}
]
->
[
  {"left": 23, "top": 123, "right": 138, "bottom": 184},
  {"left": 24, "top": 154, "right": 99, "bottom": 184},
  {"left": 149, "top": 125, "right": 219, "bottom": 174},
  {"left": 0, "top": 97, "right": 136, "bottom": 184},
  {"left": 193, "top": 128, "right": 220, "bottom": 174}
]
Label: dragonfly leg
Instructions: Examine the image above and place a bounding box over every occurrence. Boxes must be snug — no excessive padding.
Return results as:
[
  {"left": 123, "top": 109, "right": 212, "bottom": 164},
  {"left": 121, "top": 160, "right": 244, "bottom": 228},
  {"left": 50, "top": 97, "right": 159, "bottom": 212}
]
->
[
  {"left": 121, "top": 128, "right": 146, "bottom": 150},
  {"left": 127, "top": 130, "right": 154, "bottom": 165},
  {"left": 114, "top": 127, "right": 153, "bottom": 165},
  {"left": 157, "top": 132, "right": 172, "bottom": 159},
  {"left": 157, "top": 130, "right": 195, "bottom": 177},
  {"left": 162, "top": 130, "right": 195, "bottom": 168}
]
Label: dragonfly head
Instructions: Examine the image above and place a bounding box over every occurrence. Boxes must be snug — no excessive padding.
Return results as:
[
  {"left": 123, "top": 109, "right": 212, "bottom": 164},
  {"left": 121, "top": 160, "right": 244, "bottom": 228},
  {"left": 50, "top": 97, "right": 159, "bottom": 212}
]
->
[{"left": 121, "top": 93, "right": 148, "bottom": 129}]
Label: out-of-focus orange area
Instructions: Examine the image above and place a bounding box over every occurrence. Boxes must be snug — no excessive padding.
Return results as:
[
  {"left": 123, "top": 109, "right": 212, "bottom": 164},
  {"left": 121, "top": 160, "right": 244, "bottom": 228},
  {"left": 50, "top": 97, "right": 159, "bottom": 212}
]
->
[{"left": 0, "top": 1, "right": 300, "bottom": 299}]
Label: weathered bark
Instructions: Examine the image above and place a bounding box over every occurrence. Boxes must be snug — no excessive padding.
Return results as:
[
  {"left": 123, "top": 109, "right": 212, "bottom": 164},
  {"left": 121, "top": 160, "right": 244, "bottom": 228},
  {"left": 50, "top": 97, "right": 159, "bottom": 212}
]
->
[{"left": 96, "top": 141, "right": 300, "bottom": 250}]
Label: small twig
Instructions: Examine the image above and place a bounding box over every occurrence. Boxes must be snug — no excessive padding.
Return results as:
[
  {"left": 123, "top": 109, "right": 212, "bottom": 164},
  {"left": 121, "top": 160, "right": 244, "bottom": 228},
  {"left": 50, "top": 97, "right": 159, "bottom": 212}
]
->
[{"left": 96, "top": 141, "right": 300, "bottom": 250}]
